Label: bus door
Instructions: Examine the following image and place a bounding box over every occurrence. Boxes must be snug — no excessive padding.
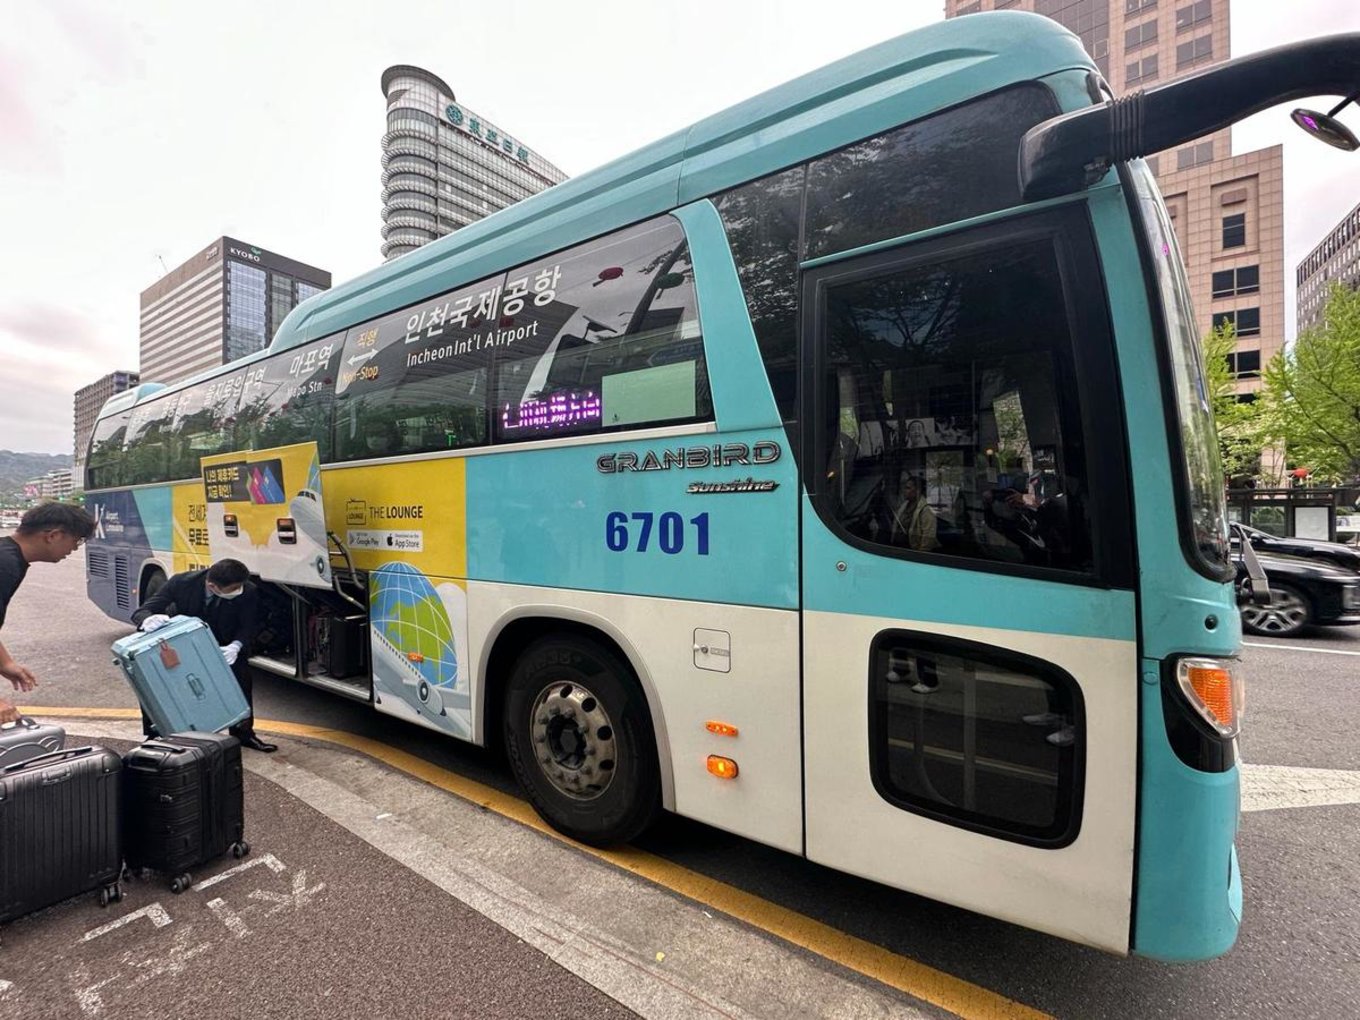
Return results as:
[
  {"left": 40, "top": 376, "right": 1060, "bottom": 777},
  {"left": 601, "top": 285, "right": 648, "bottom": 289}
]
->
[
  {"left": 798, "top": 207, "right": 1141, "bottom": 953},
  {"left": 199, "top": 441, "right": 333, "bottom": 588}
]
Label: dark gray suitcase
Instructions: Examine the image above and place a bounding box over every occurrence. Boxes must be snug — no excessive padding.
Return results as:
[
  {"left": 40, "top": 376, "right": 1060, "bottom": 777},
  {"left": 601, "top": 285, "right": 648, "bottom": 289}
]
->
[
  {"left": 123, "top": 733, "right": 248, "bottom": 892},
  {"left": 0, "top": 716, "right": 65, "bottom": 769},
  {"left": 0, "top": 746, "right": 124, "bottom": 932}
]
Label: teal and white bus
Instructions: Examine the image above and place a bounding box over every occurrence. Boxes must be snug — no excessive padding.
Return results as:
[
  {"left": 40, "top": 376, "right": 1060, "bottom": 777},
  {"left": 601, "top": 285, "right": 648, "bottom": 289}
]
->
[{"left": 83, "top": 13, "right": 1360, "bottom": 960}]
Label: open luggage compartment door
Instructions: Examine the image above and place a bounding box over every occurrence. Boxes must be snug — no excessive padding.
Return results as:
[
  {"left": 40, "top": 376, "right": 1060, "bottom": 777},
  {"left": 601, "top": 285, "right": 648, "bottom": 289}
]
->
[{"left": 200, "top": 441, "right": 333, "bottom": 588}]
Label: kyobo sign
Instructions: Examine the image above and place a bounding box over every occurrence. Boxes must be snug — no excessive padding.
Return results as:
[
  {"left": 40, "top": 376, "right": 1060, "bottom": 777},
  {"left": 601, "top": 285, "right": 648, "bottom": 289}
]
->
[{"left": 445, "top": 104, "right": 531, "bottom": 163}]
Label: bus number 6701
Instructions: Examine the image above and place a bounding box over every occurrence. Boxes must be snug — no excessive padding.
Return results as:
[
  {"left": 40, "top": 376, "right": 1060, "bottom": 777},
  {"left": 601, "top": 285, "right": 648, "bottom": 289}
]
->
[{"left": 605, "top": 511, "right": 710, "bottom": 555}]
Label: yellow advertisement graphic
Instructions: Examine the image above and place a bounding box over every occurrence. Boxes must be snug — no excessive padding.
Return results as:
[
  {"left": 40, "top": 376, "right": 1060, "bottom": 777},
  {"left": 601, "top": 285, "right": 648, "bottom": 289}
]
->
[
  {"left": 171, "top": 482, "right": 212, "bottom": 574},
  {"left": 321, "top": 459, "right": 466, "bottom": 578},
  {"left": 199, "top": 442, "right": 332, "bottom": 588}
]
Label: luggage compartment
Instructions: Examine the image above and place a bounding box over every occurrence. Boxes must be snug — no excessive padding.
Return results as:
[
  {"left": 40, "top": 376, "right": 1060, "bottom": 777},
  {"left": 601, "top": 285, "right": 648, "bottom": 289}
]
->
[
  {"left": 122, "top": 733, "right": 248, "bottom": 892},
  {"left": 0, "top": 746, "right": 124, "bottom": 930},
  {"left": 111, "top": 616, "right": 250, "bottom": 735}
]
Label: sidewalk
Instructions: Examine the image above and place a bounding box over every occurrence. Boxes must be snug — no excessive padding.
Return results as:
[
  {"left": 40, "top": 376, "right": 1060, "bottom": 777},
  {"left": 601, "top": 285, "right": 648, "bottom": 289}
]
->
[{"left": 1, "top": 717, "right": 947, "bottom": 1020}]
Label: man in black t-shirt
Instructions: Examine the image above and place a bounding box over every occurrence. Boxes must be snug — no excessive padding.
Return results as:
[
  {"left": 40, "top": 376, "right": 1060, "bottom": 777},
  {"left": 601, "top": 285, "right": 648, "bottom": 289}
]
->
[{"left": 0, "top": 503, "right": 96, "bottom": 722}]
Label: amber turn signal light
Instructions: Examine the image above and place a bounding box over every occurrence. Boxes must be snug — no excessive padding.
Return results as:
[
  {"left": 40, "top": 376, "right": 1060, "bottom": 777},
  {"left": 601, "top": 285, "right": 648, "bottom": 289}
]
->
[
  {"left": 705, "top": 721, "right": 739, "bottom": 737},
  {"left": 1176, "top": 657, "right": 1243, "bottom": 738},
  {"left": 706, "top": 755, "right": 739, "bottom": 779}
]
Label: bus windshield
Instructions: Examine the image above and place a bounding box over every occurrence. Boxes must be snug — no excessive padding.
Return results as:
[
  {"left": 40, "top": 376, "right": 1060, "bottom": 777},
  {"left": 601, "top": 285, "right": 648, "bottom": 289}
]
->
[{"left": 1129, "top": 161, "right": 1231, "bottom": 578}]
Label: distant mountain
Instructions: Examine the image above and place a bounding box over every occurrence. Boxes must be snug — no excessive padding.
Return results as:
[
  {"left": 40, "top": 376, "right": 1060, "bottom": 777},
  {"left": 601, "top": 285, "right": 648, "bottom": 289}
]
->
[{"left": 0, "top": 451, "right": 75, "bottom": 503}]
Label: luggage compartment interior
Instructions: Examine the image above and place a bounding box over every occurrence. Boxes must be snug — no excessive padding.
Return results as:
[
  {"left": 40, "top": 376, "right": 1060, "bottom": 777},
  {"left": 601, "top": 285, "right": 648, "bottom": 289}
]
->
[{"left": 250, "top": 576, "right": 372, "bottom": 703}]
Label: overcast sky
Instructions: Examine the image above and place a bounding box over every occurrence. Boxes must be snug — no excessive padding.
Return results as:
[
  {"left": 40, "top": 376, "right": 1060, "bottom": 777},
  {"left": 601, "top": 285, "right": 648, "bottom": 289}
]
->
[{"left": 2, "top": 0, "right": 1359, "bottom": 455}]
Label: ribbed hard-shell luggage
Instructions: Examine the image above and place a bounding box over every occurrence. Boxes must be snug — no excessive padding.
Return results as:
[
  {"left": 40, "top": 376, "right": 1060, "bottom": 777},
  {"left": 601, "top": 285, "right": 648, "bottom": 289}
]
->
[
  {"left": 123, "top": 733, "right": 249, "bottom": 892},
  {"left": 0, "top": 716, "right": 65, "bottom": 769},
  {"left": 111, "top": 616, "right": 250, "bottom": 736},
  {"left": 0, "top": 746, "right": 124, "bottom": 933}
]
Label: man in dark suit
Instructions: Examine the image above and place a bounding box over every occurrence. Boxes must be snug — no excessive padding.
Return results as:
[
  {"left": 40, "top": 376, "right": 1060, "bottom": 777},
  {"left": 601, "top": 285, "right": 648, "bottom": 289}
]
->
[{"left": 131, "top": 558, "right": 277, "bottom": 752}]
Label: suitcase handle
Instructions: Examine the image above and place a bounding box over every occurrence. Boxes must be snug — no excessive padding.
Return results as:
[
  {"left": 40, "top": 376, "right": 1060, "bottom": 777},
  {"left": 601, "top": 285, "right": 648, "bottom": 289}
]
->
[
  {"left": 0, "top": 717, "right": 38, "bottom": 731},
  {"left": 140, "top": 741, "right": 191, "bottom": 754},
  {"left": 1, "top": 745, "right": 97, "bottom": 773}
]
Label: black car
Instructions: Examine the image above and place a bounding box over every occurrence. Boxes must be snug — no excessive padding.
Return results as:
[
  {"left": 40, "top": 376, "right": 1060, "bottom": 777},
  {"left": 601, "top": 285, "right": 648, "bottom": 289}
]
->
[
  {"left": 1235, "top": 524, "right": 1360, "bottom": 573},
  {"left": 1236, "top": 549, "right": 1360, "bottom": 637}
]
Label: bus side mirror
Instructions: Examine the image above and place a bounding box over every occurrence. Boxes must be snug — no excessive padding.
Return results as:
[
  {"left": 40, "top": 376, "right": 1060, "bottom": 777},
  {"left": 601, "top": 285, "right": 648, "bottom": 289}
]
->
[
  {"left": 1291, "top": 97, "right": 1360, "bottom": 151},
  {"left": 1231, "top": 523, "right": 1272, "bottom": 606}
]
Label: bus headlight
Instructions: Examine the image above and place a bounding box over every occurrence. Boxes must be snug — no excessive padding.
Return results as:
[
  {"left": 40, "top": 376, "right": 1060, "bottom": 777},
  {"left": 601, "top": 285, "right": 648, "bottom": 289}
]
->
[{"left": 1175, "top": 657, "right": 1243, "bottom": 739}]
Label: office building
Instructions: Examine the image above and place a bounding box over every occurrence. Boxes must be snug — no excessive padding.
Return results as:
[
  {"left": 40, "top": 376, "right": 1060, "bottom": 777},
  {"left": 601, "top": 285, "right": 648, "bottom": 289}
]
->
[
  {"left": 73, "top": 370, "right": 139, "bottom": 471},
  {"left": 140, "top": 238, "right": 331, "bottom": 386},
  {"left": 1296, "top": 200, "right": 1360, "bottom": 333},
  {"left": 24, "top": 469, "right": 73, "bottom": 502},
  {"left": 946, "top": 1, "right": 1285, "bottom": 405},
  {"left": 380, "top": 65, "right": 568, "bottom": 261}
]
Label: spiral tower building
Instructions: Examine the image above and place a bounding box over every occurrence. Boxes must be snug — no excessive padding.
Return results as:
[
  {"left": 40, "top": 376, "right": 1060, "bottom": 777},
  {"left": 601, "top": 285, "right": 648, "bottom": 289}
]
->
[{"left": 380, "top": 65, "right": 568, "bottom": 262}]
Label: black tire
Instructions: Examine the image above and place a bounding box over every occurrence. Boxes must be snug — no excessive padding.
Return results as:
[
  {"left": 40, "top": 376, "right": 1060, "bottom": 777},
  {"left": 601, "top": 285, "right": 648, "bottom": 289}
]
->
[
  {"left": 1240, "top": 581, "right": 1312, "bottom": 637},
  {"left": 504, "top": 634, "right": 660, "bottom": 846}
]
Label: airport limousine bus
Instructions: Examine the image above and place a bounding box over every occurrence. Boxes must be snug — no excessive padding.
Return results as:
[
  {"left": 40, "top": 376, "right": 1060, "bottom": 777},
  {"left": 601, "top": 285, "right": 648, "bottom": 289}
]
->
[{"left": 83, "top": 13, "right": 1360, "bottom": 960}]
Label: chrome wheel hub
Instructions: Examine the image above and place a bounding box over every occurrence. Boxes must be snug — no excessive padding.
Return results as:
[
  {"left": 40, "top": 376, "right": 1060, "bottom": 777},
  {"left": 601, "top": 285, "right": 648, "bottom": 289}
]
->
[
  {"left": 529, "top": 681, "right": 617, "bottom": 800},
  {"left": 1242, "top": 588, "right": 1308, "bottom": 634}
]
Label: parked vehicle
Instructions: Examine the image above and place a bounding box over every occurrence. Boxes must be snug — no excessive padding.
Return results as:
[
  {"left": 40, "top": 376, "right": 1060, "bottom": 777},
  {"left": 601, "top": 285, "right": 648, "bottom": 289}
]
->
[
  {"left": 1236, "top": 550, "right": 1360, "bottom": 637},
  {"left": 1234, "top": 524, "right": 1360, "bottom": 573}
]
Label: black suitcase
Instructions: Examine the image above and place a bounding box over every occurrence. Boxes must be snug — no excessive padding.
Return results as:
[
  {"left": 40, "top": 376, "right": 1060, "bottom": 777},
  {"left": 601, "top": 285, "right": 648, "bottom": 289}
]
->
[
  {"left": 122, "top": 733, "right": 249, "bottom": 892},
  {"left": 0, "top": 746, "right": 125, "bottom": 932}
]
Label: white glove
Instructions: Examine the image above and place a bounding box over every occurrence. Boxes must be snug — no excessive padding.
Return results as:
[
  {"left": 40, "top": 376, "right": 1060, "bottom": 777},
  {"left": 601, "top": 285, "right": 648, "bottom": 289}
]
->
[
  {"left": 220, "top": 641, "right": 242, "bottom": 666},
  {"left": 140, "top": 614, "right": 172, "bottom": 633}
]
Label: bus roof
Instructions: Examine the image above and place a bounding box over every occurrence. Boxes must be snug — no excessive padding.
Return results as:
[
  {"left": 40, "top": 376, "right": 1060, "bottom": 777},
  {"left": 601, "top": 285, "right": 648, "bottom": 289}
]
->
[{"left": 270, "top": 12, "right": 1091, "bottom": 355}]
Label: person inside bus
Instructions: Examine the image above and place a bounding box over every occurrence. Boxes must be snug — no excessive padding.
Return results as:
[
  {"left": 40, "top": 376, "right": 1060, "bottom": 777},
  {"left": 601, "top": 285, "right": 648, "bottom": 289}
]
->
[
  {"left": 131, "top": 558, "right": 277, "bottom": 753},
  {"left": 0, "top": 503, "right": 96, "bottom": 724},
  {"left": 889, "top": 473, "right": 940, "bottom": 552}
]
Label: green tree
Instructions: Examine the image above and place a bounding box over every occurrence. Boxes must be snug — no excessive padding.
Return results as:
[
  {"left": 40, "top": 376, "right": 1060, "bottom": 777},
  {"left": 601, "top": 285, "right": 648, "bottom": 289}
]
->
[
  {"left": 1262, "top": 282, "right": 1360, "bottom": 483},
  {"left": 1202, "top": 321, "right": 1270, "bottom": 483}
]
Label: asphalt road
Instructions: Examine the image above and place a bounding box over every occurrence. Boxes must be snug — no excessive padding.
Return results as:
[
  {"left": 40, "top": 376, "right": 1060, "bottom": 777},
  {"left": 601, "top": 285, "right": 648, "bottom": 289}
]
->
[{"left": 2, "top": 548, "right": 1358, "bottom": 1019}]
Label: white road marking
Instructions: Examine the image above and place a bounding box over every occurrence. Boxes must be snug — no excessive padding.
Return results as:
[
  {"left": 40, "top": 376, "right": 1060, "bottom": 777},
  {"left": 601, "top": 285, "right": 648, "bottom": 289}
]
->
[
  {"left": 1242, "top": 763, "right": 1360, "bottom": 812},
  {"left": 190, "top": 853, "right": 286, "bottom": 892},
  {"left": 207, "top": 897, "right": 251, "bottom": 938},
  {"left": 124, "top": 927, "right": 212, "bottom": 988},
  {"left": 71, "top": 963, "right": 119, "bottom": 1017},
  {"left": 1243, "top": 640, "right": 1360, "bottom": 657},
  {"left": 247, "top": 871, "right": 326, "bottom": 915},
  {"left": 82, "top": 904, "right": 172, "bottom": 942},
  {"left": 0, "top": 979, "right": 14, "bottom": 998}
]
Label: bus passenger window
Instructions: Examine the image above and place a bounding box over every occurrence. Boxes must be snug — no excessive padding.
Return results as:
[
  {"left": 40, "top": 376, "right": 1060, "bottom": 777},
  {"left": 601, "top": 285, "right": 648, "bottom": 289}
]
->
[
  {"left": 817, "top": 237, "right": 1095, "bottom": 575},
  {"left": 492, "top": 215, "right": 712, "bottom": 442},
  {"left": 121, "top": 394, "right": 181, "bottom": 487},
  {"left": 243, "top": 337, "right": 340, "bottom": 461},
  {"left": 333, "top": 277, "right": 494, "bottom": 462},
  {"left": 86, "top": 412, "right": 132, "bottom": 490}
]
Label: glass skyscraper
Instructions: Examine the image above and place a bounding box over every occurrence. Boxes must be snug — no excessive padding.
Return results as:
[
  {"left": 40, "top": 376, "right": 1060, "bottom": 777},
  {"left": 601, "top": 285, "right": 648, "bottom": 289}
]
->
[
  {"left": 139, "top": 237, "right": 330, "bottom": 386},
  {"left": 380, "top": 65, "right": 568, "bottom": 261}
]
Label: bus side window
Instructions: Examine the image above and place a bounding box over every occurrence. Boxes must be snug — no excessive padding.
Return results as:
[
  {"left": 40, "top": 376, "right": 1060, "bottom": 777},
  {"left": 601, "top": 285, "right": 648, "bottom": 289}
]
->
[
  {"left": 248, "top": 336, "right": 340, "bottom": 461},
  {"left": 86, "top": 412, "right": 132, "bottom": 490},
  {"left": 122, "top": 394, "right": 180, "bottom": 487},
  {"left": 493, "top": 214, "right": 712, "bottom": 442}
]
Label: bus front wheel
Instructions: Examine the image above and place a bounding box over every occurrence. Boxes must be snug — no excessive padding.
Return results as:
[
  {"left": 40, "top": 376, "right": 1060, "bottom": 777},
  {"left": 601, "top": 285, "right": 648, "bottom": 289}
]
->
[{"left": 504, "top": 634, "right": 660, "bottom": 846}]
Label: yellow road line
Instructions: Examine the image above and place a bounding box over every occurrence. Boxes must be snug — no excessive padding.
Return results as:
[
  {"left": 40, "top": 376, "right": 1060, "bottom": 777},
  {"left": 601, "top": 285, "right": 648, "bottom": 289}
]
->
[{"left": 32, "top": 705, "right": 1052, "bottom": 1020}]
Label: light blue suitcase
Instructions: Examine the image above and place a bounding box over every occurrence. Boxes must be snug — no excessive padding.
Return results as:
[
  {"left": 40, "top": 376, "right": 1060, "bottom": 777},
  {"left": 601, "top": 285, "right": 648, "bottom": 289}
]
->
[{"left": 111, "top": 616, "right": 250, "bottom": 735}]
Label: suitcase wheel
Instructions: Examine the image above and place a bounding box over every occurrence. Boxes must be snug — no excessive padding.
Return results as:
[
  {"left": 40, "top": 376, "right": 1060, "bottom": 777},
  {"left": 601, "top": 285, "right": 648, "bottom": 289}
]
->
[
  {"left": 99, "top": 883, "right": 122, "bottom": 908},
  {"left": 170, "top": 874, "right": 192, "bottom": 895},
  {"left": 232, "top": 840, "right": 250, "bottom": 859}
]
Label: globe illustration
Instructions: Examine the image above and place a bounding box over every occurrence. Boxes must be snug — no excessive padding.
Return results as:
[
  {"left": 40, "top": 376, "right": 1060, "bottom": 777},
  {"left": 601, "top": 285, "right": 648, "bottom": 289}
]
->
[{"left": 369, "top": 563, "right": 459, "bottom": 689}]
